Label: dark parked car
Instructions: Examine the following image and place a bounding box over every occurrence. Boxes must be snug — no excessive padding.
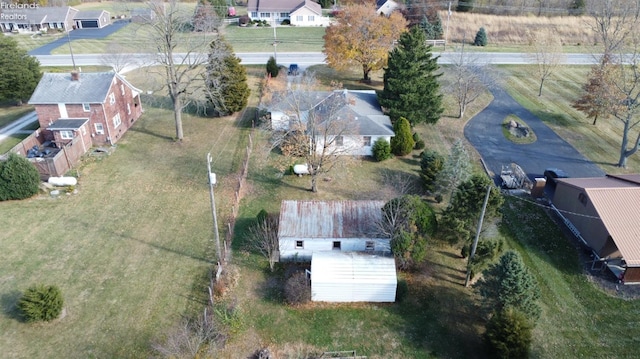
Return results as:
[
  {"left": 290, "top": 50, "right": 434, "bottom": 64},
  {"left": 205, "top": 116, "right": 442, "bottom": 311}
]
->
[
  {"left": 288, "top": 64, "right": 299, "bottom": 76},
  {"left": 544, "top": 168, "right": 569, "bottom": 183}
]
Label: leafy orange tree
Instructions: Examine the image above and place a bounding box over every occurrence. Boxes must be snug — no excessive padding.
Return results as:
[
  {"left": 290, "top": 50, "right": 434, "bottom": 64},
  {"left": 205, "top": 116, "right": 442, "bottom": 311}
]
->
[{"left": 323, "top": 4, "right": 407, "bottom": 82}]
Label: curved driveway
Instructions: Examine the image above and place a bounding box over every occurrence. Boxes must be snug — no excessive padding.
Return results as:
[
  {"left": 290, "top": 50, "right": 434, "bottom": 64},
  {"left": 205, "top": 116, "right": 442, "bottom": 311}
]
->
[{"left": 464, "top": 81, "right": 605, "bottom": 184}]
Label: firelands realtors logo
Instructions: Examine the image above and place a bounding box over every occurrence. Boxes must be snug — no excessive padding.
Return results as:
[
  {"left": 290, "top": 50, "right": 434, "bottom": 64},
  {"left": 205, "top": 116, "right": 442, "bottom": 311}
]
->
[{"left": 0, "top": 2, "right": 40, "bottom": 20}]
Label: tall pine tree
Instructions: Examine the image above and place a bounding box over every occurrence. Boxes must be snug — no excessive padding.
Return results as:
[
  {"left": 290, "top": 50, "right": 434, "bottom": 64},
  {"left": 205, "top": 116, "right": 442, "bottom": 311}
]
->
[
  {"left": 377, "top": 26, "right": 443, "bottom": 126},
  {"left": 206, "top": 38, "right": 250, "bottom": 115},
  {"left": 0, "top": 36, "right": 41, "bottom": 105}
]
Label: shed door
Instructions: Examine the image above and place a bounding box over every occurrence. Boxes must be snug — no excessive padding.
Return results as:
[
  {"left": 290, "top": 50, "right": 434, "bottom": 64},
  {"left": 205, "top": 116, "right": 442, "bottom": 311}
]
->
[{"left": 80, "top": 20, "right": 99, "bottom": 28}]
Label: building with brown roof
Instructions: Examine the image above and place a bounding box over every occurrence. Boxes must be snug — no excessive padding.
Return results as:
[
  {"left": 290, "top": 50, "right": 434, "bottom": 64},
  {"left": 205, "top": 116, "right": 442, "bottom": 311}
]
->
[{"left": 551, "top": 174, "right": 640, "bottom": 283}]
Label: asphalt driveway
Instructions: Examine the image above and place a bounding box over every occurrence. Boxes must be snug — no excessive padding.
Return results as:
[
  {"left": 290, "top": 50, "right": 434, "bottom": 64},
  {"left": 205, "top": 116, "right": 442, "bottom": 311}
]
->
[
  {"left": 28, "top": 20, "right": 130, "bottom": 56},
  {"left": 464, "top": 80, "right": 605, "bottom": 184}
]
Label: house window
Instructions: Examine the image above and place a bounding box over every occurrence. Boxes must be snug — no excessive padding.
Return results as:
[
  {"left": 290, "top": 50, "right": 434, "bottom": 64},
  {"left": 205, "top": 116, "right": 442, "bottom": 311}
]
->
[
  {"left": 335, "top": 136, "right": 343, "bottom": 146},
  {"left": 296, "top": 15, "right": 303, "bottom": 22},
  {"left": 83, "top": 103, "right": 90, "bottom": 112},
  {"left": 109, "top": 93, "right": 116, "bottom": 105},
  {"left": 365, "top": 241, "right": 375, "bottom": 251},
  {"left": 260, "top": 12, "right": 270, "bottom": 18},
  {"left": 308, "top": 15, "right": 315, "bottom": 22},
  {"left": 363, "top": 136, "right": 371, "bottom": 146},
  {"left": 60, "top": 130, "right": 73, "bottom": 139},
  {"left": 127, "top": 103, "right": 131, "bottom": 115},
  {"left": 251, "top": 12, "right": 258, "bottom": 18},
  {"left": 95, "top": 123, "right": 104, "bottom": 135},
  {"left": 295, "top": 240, "right": 304, "bottom": 249},
  {"left": 332, "top": 241, "right": 341, "bottom": 250},
  {"left": 280, "top": 12, "right": 289, "bottom": 18},
  {"left": 120, "top": 84, "right": 125, "bottom": 95},
  {"left": 113, "top": 113, "right": 121, "bottom": 128}
]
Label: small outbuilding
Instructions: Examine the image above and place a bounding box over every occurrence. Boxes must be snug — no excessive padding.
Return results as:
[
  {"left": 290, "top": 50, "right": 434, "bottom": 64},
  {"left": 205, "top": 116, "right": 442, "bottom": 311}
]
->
[{"left": 310, "top": 251, "right": 397, "bottom": 303}]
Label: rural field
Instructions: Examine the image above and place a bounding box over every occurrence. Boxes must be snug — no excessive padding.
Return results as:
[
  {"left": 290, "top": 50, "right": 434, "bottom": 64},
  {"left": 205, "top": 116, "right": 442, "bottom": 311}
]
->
[{"left": 2, "top": 2, "right": 640, "bottom": 357}]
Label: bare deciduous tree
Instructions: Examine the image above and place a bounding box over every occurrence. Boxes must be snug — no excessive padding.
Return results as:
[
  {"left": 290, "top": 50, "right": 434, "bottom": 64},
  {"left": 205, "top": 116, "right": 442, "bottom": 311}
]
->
[
  {"left": 141, "top": 0, "right": 226, "bottom": 141},
  {"left": 100, "top": 42, "right": 137, "bottom": 74},
  {"left": 265, "top": 74, "right": 357, "bottom": 193},
  {"left": 526, "top": 29, "right": 565, "bottom": 96},
  {"left": 586, "top": 0, "right": 640, "bottom": 56},
  {"left": 152, "top": 312, "right": 224, "bottom": 358},
  {"left": 447, "top": 43, "right": 488, "bottom": 118},
  {"left": 247, "top": 214, "right": 280, "bottom": 272}
]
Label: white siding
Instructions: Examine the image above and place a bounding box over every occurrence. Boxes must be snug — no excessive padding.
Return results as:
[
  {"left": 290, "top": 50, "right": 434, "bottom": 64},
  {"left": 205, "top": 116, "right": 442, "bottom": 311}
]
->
[
  {"left": 280, "top": 237, "right": 391, "bottom": 261},
  {"left": 311, "top": 251, "right": 397, "bottom": 302},
  {"left": 290, "top": 7, "right": 330, "bottom": 26}
]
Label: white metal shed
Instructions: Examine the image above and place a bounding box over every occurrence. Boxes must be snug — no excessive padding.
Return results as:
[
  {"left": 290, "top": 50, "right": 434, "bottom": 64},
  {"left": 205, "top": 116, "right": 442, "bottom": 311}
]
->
[{"left": 310, "top": 251, "right": 397, "bottom": 303}]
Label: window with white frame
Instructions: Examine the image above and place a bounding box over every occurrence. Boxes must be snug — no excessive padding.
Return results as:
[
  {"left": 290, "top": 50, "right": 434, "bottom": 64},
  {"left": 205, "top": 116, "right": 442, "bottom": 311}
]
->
[
  {"left": 260, "top": 12, "right": 270, "bottom": 18},
  {"left": 335, "top": 136, "right": 344, "bottom": 146},
  {"left": 308, "top": 15, "right": 314, "bottom": 22},
  {"left": 296, "top": 15, "right": 303, "bottom": 22},
  {"left": 120, "top": 84, "right": 125, "bottom": 95},
  {"left": 295, "top": 240, "right": 304, "bottom": 249},
  {"left": 365, "top": 241, "right": 375, "bottom": 251},
  {"left": 60, "top": 130, "right": 73, "bottom": 139},
  {"left": 109, "top": 93, "right": 116, "bottom": 105},
  {"left": 363, "top": 136, "right": 371, "bottom": 146},
  {"left": 280, "top": 12, "right": 289, "bottom": 18},
  {"left": 127, "top": 103, "right": 131, "bottom": 115},
  {"left": 83, "top": 103, "right": 90, "bottom": 112},
  {"left": 251, "top": 11, "right": 258, "bottom": 17},
  {"left": 113, "top": 113, "right": 121, "bottom": 128},
  {"left": 95, "top": 123, "right": 104, "bottom": 134}
]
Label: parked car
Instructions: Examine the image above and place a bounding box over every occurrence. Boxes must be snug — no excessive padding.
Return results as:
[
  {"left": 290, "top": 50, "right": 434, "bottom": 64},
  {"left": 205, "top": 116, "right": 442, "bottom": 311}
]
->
[{"left": 288, "top": 64, "right": 299, "bottom": 76}]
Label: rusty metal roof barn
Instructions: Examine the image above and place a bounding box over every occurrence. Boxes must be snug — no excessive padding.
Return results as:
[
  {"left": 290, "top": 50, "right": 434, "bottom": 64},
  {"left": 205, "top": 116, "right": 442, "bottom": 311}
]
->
[{"left": 278, "top": 200, "right": 385, "bottom": 239}]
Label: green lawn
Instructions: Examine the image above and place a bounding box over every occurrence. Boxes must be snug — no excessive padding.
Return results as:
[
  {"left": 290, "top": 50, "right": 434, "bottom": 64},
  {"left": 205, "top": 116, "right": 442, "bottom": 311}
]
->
[{"left": 222, "top": 25, "right": 327, "bottom": 53}]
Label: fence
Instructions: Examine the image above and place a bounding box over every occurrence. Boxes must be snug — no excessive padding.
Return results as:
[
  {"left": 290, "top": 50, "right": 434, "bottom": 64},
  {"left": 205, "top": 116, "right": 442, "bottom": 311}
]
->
[
  {"left": 7, "top": 130, "right": 85, "bottom": 178},
  {"left": 426, "top": 39, "right": 446, "bottom": 47}
]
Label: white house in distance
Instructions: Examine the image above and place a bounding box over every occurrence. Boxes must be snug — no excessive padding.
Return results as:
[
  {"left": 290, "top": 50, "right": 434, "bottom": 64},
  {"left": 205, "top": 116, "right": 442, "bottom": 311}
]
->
[
  {"left": 278, "top": 200, "right": 391, "bottom": 261},
  {"left": 311, "top": 251, "right": 397, "bottom": 302},
  {"left": 246, "top": 0, "right": 330, "bottom": 26},
  {"left": 376, "top": 0, "right": 400, "bottom": 16},
  {"left": 267, "top": 89, "right": 394, "bottom": 157}
]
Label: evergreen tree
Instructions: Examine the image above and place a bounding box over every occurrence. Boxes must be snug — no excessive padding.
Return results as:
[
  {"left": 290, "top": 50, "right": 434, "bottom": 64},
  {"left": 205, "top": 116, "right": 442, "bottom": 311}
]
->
[
  {"left": 419, "top": 149, "right": 444, "bottom": 193},
  {"left": 435, "top": 139, "right": 472, "bottom": 198},
  {"left": 432, "top": 13, "right": 444, "bottom": 39},
  {"left": 569, "top": 0, "right": 586, "bottom": 15},
  {"left": 377, "top": 26, "right": 443, "bottom": 126},
  {"left": 484, "top": 308, "right": 533, "bottom": 358},
  {"left": 372, "top": 137, "right": 392, "bottom": 161},
  {"left": 381, "top": 195, "right": 436, "bottom": 269},
  {"left": 439, "top": 174, "right": 503, "bottom": 245},
  {"left": 0, "top": 36, "right": 42, "bottom": 104},
  {"left": 206, "top": 38, "right": 250, "bottom": 115},
  {"left": 457, "top": 0, "right": 474, "bottom": 12},
  {"left": 266, "top": 56, "right": 279, "bottom": 77},
  {"left": 474, "top": 27, "right": 488, "bottom": 46},
  {"left": 390, "top": 117, "right": 415, "bottom": 156},
  {"left": 0, "top": 153, "right": 40, "bottom": 201},
  {"left": 18, "top": 284, "right": 64, "bottom": 322},
  {"left": 477, "top": 251, "right": 542, "bottom": 321}
]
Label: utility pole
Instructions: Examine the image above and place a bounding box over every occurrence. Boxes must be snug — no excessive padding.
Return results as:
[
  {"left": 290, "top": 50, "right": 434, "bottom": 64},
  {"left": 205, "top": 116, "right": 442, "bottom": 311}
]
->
[
  {"left": 445, "top": 1, "right": 452, "bottom": 51},
  {"left": 272, "top": 18, "right": 278, "bottom": 63},
  {"left": 207, "top": 153, "right": 222, "bottom": 264},
  {"left": 66, "top": 29, "right": 76, "bottom": 70},
  {"left": 464, "top": 185, "right": 492, "bottom": 287}
]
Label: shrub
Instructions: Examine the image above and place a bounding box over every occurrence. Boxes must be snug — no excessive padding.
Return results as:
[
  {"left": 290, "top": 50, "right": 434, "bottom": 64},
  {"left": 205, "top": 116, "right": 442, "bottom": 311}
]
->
[
  {"left": 484, "top": 308, "right": 533, "bottom": 358},
  {"left": 281, "top": 19, "right": 290, "bottom": 25},
  {"left": 266, "top": 56, "right": 279, "bottom": 77},
  {"left": 238, "top": 15, "right": 250, "bottom": 26},
  {"left": 0, "top": 152, "right": 41, "bottom": 201},
  {"left": 412, "top": 132, "right": 421, "bottom": 142},
  {"left": 390, "top": 117, "right": 415, "bottom": 156},
  {"left": 414, "top": 139, "right": 425, "bottom": 150},
  {"left": 474, "top": 27, "right": 488, "bottom": 46},
  {"left": 372, "top": 138, "right": 392, "bottom": 161},
  {"left": 18, "top": 284, "right": 64, "bottom": 322},
  {"left": 419, "top": 149, "right": 444, "bottom": 193},
  {"left": 284, "top": 271, "right": 310, "bottom": 305}
]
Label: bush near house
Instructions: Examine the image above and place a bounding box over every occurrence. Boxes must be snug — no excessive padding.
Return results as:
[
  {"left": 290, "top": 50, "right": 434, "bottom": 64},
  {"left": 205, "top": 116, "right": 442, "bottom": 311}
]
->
[
  {"left": 390, "top": 117, "right": 415, "bottom": 156},
  {"left": 0, "top": 152, "right": 40, "bottom": 201},
  {"left": 372, "top": 137, "right": 392, "bottom": 161}
]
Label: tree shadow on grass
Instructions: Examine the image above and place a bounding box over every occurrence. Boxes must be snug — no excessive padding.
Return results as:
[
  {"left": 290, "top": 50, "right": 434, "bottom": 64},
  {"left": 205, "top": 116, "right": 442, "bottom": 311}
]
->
[{"left": 1, "top": 290, "right": 24, "bottom": 322}]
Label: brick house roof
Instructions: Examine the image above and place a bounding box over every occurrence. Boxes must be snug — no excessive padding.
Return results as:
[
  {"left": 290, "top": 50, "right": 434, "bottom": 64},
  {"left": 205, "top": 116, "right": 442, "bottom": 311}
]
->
[
  {"left": 29, "top": 72, "right": 139, "bottom": 105},
  {"left": 46, "top": 118, "right": 89, "bottom": 130}
]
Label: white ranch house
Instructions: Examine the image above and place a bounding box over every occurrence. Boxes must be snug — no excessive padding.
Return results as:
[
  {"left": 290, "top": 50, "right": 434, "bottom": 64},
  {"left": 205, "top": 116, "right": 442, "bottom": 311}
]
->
[
  {"left": 266, "top": 89, "right": 394, "bottom": 157},
  {"left": 278, "top": 200, "right": 391, "bottom": 261},
  {"left": 246, "top": 0, "right": 330, "bottom": 26}
]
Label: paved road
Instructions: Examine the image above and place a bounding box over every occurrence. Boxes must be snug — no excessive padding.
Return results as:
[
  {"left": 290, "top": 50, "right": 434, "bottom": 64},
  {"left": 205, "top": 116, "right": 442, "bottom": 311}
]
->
[
  {"left": 28, "top": 20, "right": 131, "bottom": 56},
  {"left": 464, "top": 79, "right": 606, "bottom": 184},
  {"left": 0, "top": 111, "right": 37, "bottom": 144}
]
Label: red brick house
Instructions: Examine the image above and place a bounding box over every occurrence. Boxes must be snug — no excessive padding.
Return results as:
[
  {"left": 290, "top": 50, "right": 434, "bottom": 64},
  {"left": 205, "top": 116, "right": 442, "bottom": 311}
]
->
[{"left": 29, "top": 71, "right": 143, "bottom": 148}]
